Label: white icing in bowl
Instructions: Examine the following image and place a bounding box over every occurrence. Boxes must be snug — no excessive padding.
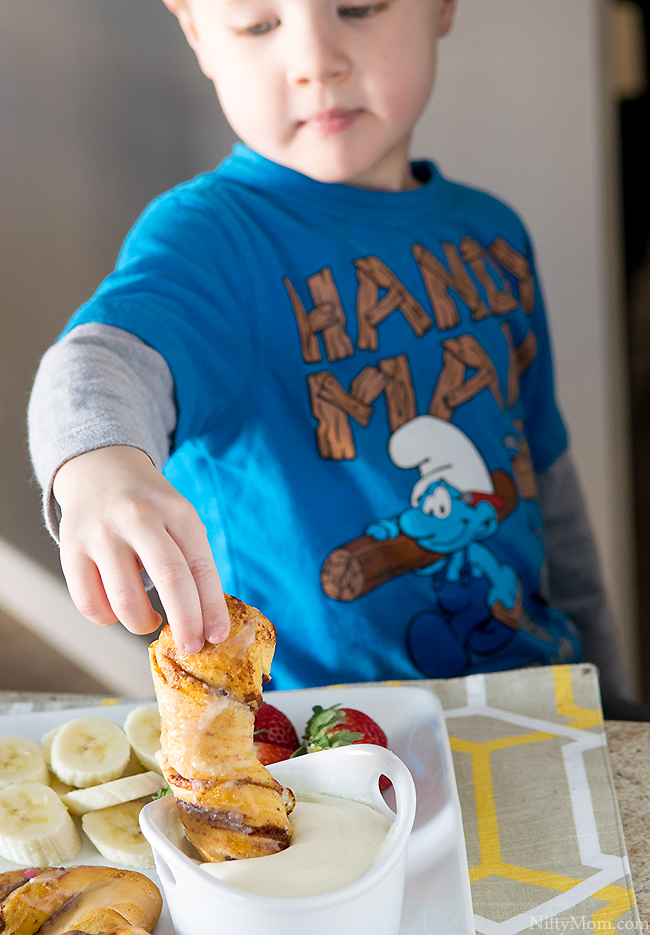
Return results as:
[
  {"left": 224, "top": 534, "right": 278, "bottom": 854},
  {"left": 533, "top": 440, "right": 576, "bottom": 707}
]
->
[{"left": 200, "top": 791, "right": 391, "bottom": 897}]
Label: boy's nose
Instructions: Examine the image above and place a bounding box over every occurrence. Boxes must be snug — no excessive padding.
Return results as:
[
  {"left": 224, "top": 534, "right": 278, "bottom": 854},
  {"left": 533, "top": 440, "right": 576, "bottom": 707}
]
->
[{"left": 286, "top": 28, "right": 351, "bottom": 85}]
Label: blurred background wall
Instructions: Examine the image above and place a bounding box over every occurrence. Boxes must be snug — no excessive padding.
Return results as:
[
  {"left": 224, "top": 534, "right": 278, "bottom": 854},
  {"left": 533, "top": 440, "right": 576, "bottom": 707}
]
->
[{"left": 1, "top": 0, "right": 648, "bottom": 697}]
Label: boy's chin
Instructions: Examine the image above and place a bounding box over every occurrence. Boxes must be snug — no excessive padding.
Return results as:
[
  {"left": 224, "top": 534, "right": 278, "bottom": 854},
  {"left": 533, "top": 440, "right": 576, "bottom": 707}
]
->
[
  {"left": 250, "top": 137, "right": 412, "bottom": 190},
  {"left": 301, "top": 166, "right": 361, "bottom": 186},
  {"left": 264, "top": 151, "right": 361, "bottom": 185},
  {"left": 282, "top": 142, "right": 412, "bottom": 191},
  {"left": 282, "top": 154, "right": 400, "bottom": 190}
]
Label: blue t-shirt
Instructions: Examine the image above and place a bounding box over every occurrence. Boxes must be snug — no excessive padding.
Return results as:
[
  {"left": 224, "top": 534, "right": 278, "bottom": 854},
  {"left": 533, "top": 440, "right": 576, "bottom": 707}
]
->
[{"left": 65, "top": 144, "right": 580, "bottom": 689}]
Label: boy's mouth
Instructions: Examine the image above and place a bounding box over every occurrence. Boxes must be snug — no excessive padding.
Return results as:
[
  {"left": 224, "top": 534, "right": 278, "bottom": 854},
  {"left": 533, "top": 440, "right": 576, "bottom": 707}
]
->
[{"left": 299, "top": 108, "right": 365, "bottom": 135}]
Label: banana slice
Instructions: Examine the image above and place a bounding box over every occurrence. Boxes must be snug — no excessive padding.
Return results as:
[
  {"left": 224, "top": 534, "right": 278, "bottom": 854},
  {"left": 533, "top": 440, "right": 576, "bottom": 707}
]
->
[
  {"left": 48, "top": 770, "right": 75, "bottom": 796},
  {"left": 50, "top": 717, "right": 130, "bottom": 788},
  {"left": 121, "top": 747, "right": 148, "bottom": 778},
  {"left": 124, "top": 705, "right": 162, "bottom": 775},
  {"left": 82, "top": 801, "right": 155, "bottom": 869},
  {"left": 0, "top": 737, "right": 49, "bottom": 790},
  {"left": 0, "top": 782, "right": 82, "bottom": 864},
  {"left": 41, "top": 725, "right": 60, "bottom": 767},
  {"left": 61, "top": 771, "right": 164, "bottom": 816}
]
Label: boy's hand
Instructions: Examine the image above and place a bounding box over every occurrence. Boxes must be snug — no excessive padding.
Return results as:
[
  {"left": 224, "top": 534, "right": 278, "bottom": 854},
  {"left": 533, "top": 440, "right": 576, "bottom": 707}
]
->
[{"left": 53, "top": 446, "right": 231, "bottom": 654}]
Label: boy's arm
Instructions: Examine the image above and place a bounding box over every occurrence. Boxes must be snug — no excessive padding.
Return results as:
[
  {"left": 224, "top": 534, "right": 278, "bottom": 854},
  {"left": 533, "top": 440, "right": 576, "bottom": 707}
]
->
[
  {"left": 29, "top": 323, "right": 177, "bottom": 537},
  {"left": 28, "top": 323, "right": 230, "bottom": 653},
  {"left": 536, "top": 450, "right": 630, "bottom": 701}
]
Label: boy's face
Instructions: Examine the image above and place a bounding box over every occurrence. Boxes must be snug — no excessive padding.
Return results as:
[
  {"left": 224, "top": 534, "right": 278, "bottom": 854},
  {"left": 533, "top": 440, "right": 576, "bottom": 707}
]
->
[{"left": 166, "top": 0, "right": 456, "bottom": 190}]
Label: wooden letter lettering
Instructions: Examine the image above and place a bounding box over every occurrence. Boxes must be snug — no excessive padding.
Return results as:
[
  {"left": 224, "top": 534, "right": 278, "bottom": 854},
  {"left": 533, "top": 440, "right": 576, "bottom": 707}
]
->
[
  {"left": 501, "top": 324, "right": 539, "bottom": 407},
  {"left": 488, "top": 238, "right": 535, "bottom": 313},
  {"left": 501, "top": 323, "right": 520, "bottom": 409},
  {"left": 285, "top": 269, "right": 354, "bottom": 364},
  {"left": 308, "top": 355, "right": 416, "bottom": 459},
  {"left": 429, "top": 334, "right": 504, "bottom": 419},
  {"left": 355, "top": 256, "right": 432, "bottom": 351},
  {"left": 308, "top": 372, "right": 365, "bottom": 460},
  {"left": 460, "top": 237, "right": 518, "bottom": 315},
  {"left": 515, "top": 329, "right": 537, "bottom": 374},
  {"left": 377, "top": 356, "right": 417, "bottom": 431},
  {"left": 413, "top": 242, "right": 489, "bottom": 328},
  {"left": 511, "top": 419, "right": 537, "bottom": 500}
]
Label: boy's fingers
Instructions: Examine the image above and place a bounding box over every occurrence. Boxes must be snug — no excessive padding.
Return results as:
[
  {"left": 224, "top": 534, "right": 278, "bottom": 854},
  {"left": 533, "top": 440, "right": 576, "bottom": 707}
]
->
[
  {"left": 88, "top": 543, "right": 163, "bottom": 635},
  {"left": 167, "top": 521, "right": 231, "bottom": 645},
  {"left": 60, "top": 552, "right": 120, "bottom": 628},
  {"left": 200, "top": 584, "right": 231, "bottom": 645},
  {"left": 134, "top": 533, "right": 206, "bottom": 653}
]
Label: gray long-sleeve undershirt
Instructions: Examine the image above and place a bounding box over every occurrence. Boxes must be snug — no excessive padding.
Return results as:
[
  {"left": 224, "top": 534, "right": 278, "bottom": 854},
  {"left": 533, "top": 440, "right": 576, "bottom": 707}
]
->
[{"left": 27, "top": 322, "right": 630, "bottom": 699}]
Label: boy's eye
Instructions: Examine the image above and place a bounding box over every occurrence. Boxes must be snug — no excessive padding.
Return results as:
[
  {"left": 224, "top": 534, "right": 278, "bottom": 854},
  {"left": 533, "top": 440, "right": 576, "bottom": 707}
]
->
[
  {"left": 239, "top": 17, "right": 280, "bottom": 35},
  {"left": 338, "top": 2, "right": 388, "bottom": 18}
]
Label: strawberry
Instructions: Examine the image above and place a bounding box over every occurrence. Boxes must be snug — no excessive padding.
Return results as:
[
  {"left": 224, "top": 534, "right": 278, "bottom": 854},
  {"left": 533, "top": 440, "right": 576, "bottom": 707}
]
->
[
  {"left": 292, "top": 704, "right": 388, "bottom": 754},
  {"left": 254, "top": 742, "right": 298, "bottom": 766},
  {"left": 254, "top": 702, "right": 300, "bottom": 751},
  {"left": 292, "top": 704, "right": 391, "bottom": 790}
]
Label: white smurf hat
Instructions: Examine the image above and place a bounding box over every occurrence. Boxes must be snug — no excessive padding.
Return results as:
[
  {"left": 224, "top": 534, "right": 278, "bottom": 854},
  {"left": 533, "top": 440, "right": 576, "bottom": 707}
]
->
[{"left": 389, "top": 415, "right": 494, "bottom": 507}]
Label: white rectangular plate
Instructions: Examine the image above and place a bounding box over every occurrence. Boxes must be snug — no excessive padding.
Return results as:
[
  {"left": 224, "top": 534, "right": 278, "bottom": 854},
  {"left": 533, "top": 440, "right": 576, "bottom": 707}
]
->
[{"left": 0, "top": 685, "right": 474, "bottom": 934}]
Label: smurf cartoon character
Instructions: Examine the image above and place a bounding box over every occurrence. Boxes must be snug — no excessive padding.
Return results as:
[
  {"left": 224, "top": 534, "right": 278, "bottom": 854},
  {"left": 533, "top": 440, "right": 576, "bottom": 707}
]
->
[{"left": 365, "top": 415, "right": 520, "bottom": 677}]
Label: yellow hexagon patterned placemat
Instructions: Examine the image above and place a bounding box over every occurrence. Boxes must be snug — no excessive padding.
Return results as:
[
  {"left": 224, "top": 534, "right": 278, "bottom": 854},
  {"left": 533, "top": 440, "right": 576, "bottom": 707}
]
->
[{"left": 425, "top": 663, "right": 638, "bottom": 934}]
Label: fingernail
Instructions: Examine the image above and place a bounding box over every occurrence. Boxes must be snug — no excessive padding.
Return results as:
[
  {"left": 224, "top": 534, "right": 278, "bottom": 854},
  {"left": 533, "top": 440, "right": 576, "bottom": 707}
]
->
[
  {"left": 206, "top": 625, "right": 229, "bottom": 644},
  {"left": 182, "top": 639, "right": 204, "bottom": 655}
]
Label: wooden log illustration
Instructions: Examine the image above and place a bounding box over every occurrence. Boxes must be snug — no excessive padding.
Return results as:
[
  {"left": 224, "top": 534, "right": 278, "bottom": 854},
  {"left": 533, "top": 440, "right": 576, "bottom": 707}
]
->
[
  {"left": 321, "top": 470, "right": 519, "bottom": 602},
  {"left": 492, "top": 587, "right": 522, "bottom": 630},
  {"left": 321, "top": 534, "right": 440, "bottom": 602}
]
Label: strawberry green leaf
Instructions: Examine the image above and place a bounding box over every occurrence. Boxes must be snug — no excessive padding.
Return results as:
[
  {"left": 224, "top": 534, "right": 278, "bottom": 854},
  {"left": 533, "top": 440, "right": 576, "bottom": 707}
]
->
[
  {"left": 326, "top": 730, "right": 364, "bottom": 747},
  {"left": 151, "top": 780, "right": 172, "bottom": 799},
  {"left": 291, "top": 704, "right": 366, "bottom": 756},
  {"left": 289, "top": 743, "right": 308, "bottom": 758},
  {"left": 302, "top": 704, "right": 346, "bottom": 745}
]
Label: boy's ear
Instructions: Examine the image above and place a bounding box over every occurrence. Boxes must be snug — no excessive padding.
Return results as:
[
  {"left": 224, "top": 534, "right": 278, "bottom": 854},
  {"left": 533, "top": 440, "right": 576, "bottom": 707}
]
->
[
  {"left": 438, "top": 0, "right": 457, "bottom": 38},
  {"left": 161, "top": 0, "right": 215, "bottom": 80}
]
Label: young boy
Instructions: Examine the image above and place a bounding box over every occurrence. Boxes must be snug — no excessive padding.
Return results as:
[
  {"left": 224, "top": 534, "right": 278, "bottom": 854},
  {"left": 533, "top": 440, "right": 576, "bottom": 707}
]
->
[{"left": 28, "top": 0, "right": 626, "bottom": 698}]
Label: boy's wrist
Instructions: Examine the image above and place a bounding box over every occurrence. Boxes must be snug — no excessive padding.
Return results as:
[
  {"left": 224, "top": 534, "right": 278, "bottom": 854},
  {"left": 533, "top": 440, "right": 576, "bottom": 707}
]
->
[{"left": 52, "top": 445, "right": 156, "bottom": 506}]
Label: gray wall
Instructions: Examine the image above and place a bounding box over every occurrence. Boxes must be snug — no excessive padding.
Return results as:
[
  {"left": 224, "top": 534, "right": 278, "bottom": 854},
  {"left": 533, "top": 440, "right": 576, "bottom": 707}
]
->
[{"left": 0, "top": 0, "right": 237, "bottom": 576}]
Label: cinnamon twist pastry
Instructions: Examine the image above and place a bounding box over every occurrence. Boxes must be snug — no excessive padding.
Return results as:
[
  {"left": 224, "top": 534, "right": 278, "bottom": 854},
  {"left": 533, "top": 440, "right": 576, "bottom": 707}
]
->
[
  {"left": 0, "top": 865, "right": 162, "bottom": 934},
  {"left": 149, "top": 595, "right": 294, "bottom": 862},
  {"left": 62, "top": 929, "right": 150, "bottom": 934},
  {"left": 58, "top": 929, "right": 149, "bottom": 934}
]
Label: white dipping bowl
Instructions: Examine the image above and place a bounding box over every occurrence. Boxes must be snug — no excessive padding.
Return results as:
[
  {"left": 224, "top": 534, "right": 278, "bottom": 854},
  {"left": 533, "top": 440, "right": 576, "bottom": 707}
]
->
[{"left": 139, "top": 744, "right": 416, "bottom": 935}]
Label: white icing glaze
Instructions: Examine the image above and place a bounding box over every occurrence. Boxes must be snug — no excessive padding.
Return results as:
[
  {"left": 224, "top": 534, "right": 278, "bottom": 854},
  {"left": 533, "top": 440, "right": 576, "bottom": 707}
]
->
[
  {"left": 199, "top": 792, "right": 390, "bottom": 897},
  {"left": 223, "top": 617, "right": 258, "bottom": 664},
  {"left": 159, "top": 683, "right": 254, "bottom": 779}
]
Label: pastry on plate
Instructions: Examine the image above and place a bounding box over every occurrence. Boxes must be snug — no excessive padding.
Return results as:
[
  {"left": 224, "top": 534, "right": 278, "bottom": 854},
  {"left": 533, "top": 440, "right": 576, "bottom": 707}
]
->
[{"left": 0, "top": 864, "right": 162, "bottom": 934}]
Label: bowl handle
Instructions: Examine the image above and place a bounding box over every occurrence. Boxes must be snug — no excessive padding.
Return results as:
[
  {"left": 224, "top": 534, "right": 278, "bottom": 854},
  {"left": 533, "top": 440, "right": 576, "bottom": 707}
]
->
[{"left": 270, "top": 744, "right": 416, "bottom": 829}]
